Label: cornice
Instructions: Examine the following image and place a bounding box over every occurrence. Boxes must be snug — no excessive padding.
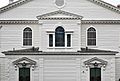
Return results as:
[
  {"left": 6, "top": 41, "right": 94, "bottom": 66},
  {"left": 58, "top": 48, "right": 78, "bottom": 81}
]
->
[
  {"left": 84, "top": 57, "right": 108, "bottom": 65},
  {"left": 13, "top": 57, "right": 36, "bottom": 65},
  {"left": 0, "top": 0, "right": 32, "bottom": 14},
  {"left": 0, "top": 20, "right": 120, "bottom": 24},
  {"left": 37, "top": 10, "right": 83, "bottom": 20},
  {"left": 0, "top": 20, "right": 38, "bottom": 24},
  {"left": 82, "top": 20, "right": 120, "bottom": 24},
  {"left": 88, "top": 0, "right": 120, "bottom": 14},
  {"left": 38, "top": 18, "right": 82, "bottom": 20}
]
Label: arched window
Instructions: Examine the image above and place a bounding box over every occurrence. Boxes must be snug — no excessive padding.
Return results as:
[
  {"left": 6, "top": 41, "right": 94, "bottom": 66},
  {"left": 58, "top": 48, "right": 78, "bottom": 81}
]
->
[
  {"left": 23, "top": 27, "right": 32, "bottom": 46},
  {"left": 87, "top": 27, "right": 96, "bottom": 46},
  {"left": 55, "top": 26, "right": 65, "bottom": 47}
]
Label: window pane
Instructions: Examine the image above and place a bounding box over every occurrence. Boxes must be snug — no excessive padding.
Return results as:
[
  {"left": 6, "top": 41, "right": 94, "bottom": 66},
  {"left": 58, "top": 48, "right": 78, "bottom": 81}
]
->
[
  {"left": 23, "top": 27, "right": 32, "bottom": 46},
  {"left": 55, "top": 27, "right": 65, "bottom": 47},
  {"left": 87, "top": 27, "right": 96, "bottom": 46},
  {"left": 87, "top": 39, "right": 96, "bottom": 46},
  {"left": 67, "top": 34, "right": 71, "bottom": 47},
  {"left": 88, "top": 32, "right": 96, "bottom": 38},
  {"left": 49, "top": 34, "right": 53, "bottom": 47}
]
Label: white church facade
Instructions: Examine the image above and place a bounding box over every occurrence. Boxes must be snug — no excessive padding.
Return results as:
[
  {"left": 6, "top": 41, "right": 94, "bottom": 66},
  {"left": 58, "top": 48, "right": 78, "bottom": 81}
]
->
[{"left": 0, "top": 0, "right": 120, "bottom": 81}]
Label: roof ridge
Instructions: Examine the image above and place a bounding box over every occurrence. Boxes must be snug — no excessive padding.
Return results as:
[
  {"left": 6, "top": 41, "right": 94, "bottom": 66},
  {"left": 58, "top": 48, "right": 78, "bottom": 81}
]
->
[
  {"left": 88, "top": 0, "right": 120, "bottom": 14},
  {"left": 0, "top": 0, "right": 32, "bottom": 14}
]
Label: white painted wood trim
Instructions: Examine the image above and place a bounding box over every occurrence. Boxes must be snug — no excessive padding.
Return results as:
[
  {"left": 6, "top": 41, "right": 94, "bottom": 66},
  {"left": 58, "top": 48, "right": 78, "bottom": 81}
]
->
[
  {"left": 86, "top": 25, "right": 98, "bottom": 47},
  {"left": 39, "top": 58, "right": 44, "bottom": 81},
  {"left": 39, "top": 21, "right": 42, "bottom": 51},
  {"left": 17, "top": 67, "right": 19, "bottom": 81},
  {"left": 22, "top": 25, "right": 34, "bottom": 47},
  {"left": 76, "top": 58, "right": 81, "bottom": 81}
]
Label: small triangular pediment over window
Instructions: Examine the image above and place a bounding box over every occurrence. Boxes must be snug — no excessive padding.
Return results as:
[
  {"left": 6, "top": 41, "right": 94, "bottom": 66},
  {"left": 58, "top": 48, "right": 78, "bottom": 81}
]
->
[
  {"left": 13, "top": 57, "right": 36, "bottom": 65},
  {"left": 84, "top": 57, "right": 108, "bottom": 65},
  {"left": 36, "top": 10, "right": 83, "bottom": 20}
]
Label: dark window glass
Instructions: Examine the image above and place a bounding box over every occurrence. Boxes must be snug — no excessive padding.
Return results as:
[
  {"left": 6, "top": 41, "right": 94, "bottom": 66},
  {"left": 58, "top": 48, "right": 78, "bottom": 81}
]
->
[
  {"left": 55, "top": 26, "right": 65, "bottom": 47},
  {"left": 87, "top": 27, "right": 96, "bottom": 46},
  {"left": 49, "top": 34, "right": 53, "bottom": 47},
  {"left": 19, "top": 68, "right": 30, "bottom": 81},
  {"left": 90, "top": 68, "right": 101, "bottom": 81},
  {"left": 23, "top": 27, "right": 32, "bottom": 46},
  {"left": 67, "top": 34, "right": 71, "bottom": 47}
]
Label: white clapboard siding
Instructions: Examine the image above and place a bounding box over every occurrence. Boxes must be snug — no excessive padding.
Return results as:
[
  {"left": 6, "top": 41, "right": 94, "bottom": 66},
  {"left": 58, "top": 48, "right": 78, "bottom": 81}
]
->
[
  {"left": 0, "top": 24, "right": 40, "bottom": 51},
  {"left": 44, "top": 58, "right": 76, "bottom": 81},
  {"left": 81, "top": 24, "right": 120, "bottom": 51}
]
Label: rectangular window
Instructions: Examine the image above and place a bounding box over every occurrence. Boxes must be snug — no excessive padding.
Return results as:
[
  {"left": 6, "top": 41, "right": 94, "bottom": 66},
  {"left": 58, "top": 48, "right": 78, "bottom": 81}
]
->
[
  {"left": 19, "top": 68, "right": 30, "bottom": 81},
  {"left": 49, "top": 34, "right": 53, "bottom": 47},
  {"left": 67, "top": 34, "right": 71, "bottom": 47}
]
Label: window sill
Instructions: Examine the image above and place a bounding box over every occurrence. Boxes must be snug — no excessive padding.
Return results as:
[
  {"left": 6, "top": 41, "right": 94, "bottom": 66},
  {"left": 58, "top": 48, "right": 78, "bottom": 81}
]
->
[
  {"left": 22, "top": 46, "right": 33, "bottom": 48},
  {"left": 48, "top": 47, "right": 72, "bottom": 49},
  {"left": 87, "top": 46, "right": 98, "bottom": 48}
]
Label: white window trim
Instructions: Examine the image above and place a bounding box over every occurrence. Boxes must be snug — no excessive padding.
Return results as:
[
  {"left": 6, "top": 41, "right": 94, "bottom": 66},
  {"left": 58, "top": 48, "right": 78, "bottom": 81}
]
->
[
  {"left": 47, "top": 30, "right": 73, "bottom": 49},
  {"left": 22, "top": 26, "right": 34, "bottom": 48},
  {"left": 0, "top": 26, "right": 2, "bottom": 48},
  {"left": 86, "top": 26, "right": 98, "bottom": 48}
]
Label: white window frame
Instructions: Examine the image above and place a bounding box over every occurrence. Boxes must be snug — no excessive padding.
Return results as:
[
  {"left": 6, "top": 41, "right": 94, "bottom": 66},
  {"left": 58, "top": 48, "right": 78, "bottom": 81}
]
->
[
  {"left": 86, "top": 26, "right": 98, "bottom": 48},
  {"left": 47, "top": 30, "right": 73, "bottom": 48},
  {"left": 22, "top": 26, "right": 34, "bottom": 48}
]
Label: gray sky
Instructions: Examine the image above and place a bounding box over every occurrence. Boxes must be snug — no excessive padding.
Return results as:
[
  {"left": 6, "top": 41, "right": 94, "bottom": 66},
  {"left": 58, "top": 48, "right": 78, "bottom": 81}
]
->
[{"left": 0, "top": 0, "right": 119, "bottom": 8}]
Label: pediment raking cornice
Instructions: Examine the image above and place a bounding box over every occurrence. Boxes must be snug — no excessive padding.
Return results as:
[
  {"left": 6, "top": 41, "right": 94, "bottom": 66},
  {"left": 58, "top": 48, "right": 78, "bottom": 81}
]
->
[
  {"left": 0, "top": 0, "right": 119, "bottom": 14},
  {"left": 0, "top": 0, "right": 32, "bottom": 14},
  {"left": 84, "top": 57, "right": 108, "bottom": 66},
  {"left": 13, "top": 57, "right": 36, "bottom": 65},
  {"left": 36, "top": 10, "right": 83, "bottom": 20}
]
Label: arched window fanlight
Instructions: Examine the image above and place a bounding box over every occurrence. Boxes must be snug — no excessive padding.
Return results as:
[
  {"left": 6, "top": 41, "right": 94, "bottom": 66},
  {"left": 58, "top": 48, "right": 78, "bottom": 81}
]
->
[
  {"left": 87, "top": 27, "right": 96, "bottom": 46},
  {"left": 55, "top": 26, "right": 65, "bottom": 47},
  {"left": 23, "top": 27, "right": 32, "bottom": 46}
]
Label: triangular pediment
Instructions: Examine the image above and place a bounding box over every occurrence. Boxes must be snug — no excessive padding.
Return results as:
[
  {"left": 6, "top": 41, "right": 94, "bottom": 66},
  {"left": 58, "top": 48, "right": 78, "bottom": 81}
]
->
[
  {"left": 37, "top": 10, "right": 83, "bottom": 20},
  {"left": 84, "top": 57, "right": 108, "bottom": 65},
  {"left": 13, "top": 57, "right": 36, "bottom": 65},
  {"left": 0, "top": 0, "right": 120, "bottom": 20}
]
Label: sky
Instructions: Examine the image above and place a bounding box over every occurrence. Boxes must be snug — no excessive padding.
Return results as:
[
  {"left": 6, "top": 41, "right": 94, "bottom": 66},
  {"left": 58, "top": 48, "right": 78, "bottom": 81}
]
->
[{"left": 0, "top": 0, "right": 119, "bottom": 8}]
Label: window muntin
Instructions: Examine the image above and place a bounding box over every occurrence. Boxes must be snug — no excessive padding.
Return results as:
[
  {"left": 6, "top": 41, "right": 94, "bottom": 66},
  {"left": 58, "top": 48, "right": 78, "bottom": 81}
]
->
[
  {"left": 87, "top": 27, "right": 96, "bottom": 46},
  {"left": 55, "top": 27, "right": 65, "bottom": 47},
  {"left": 23, "top": 27, "right": 32, "bottom": 46}
]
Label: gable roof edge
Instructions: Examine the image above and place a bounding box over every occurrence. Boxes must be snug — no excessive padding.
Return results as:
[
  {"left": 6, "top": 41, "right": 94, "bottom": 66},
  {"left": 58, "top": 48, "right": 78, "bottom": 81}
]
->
[
  {"left": 0, "top": 0, "right": 32, "bottom": 14},
  {"left": 88, "top": 0, "right": 120, "bottom": 14},
  {"left": 0, "top": 0, "right": 119, "bottom": 14}
]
